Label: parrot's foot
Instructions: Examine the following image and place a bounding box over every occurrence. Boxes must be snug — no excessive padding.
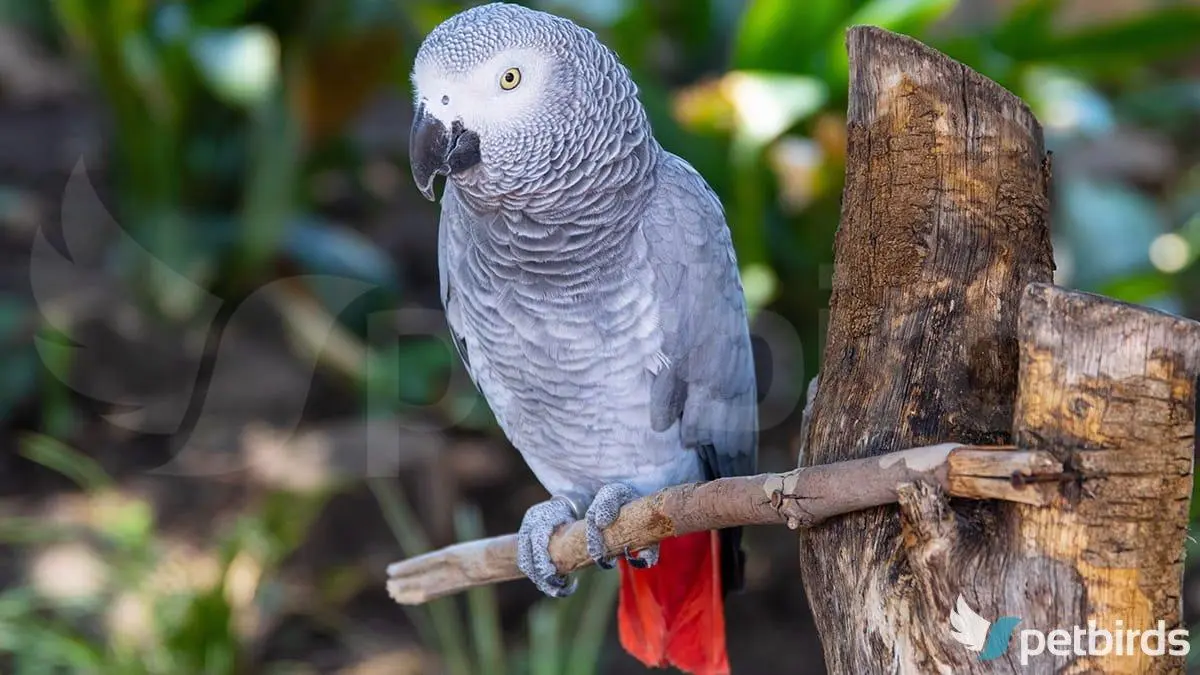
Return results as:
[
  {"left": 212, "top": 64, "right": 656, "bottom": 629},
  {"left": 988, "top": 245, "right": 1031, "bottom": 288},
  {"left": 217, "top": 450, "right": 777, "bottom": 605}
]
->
[
  {"left": 517, "top": 496, "right": 578, "bottom": 597},
  {"left": 585, "top": 483, "right": 660, "bottom": 570}
]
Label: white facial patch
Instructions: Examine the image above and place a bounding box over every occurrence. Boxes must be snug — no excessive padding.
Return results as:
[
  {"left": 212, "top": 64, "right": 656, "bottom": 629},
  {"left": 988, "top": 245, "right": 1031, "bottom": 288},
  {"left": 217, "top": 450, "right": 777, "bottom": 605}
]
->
[{"left": 412, "top": 49, "right": 552, "bottom": 136}]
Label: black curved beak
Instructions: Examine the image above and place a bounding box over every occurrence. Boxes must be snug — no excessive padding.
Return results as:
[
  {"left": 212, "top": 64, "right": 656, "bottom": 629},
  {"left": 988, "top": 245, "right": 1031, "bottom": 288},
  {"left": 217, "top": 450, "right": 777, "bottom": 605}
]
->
[{"left": 410, "top": 102, "right": 481, "bottom": 201}]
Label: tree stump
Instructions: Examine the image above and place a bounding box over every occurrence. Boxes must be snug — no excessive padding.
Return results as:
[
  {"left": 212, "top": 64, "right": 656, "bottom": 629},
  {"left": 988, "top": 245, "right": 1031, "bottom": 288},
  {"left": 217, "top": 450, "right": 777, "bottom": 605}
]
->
[
  {"left": 1013, "top": 284, "right": 1198, "bottom": 674},
  {"left": 797, "top": 27, "right": 1199, "bottom": 674}
]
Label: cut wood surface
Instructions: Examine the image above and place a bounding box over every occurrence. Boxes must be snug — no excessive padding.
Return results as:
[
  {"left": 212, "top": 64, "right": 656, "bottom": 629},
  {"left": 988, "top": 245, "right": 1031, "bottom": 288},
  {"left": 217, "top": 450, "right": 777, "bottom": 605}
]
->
[{"left": 1012, "top": 283, "right": 1199, "bottom": 674}]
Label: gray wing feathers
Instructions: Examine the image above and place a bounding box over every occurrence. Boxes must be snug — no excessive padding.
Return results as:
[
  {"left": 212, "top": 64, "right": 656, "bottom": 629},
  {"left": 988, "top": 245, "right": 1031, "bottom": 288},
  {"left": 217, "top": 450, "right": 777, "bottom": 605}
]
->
[
  {"left": 438, "top": 189, "right": 479, "bottom": 390},
  {"left": 645, "top": 153, "right": 757, "bottom": 479}
]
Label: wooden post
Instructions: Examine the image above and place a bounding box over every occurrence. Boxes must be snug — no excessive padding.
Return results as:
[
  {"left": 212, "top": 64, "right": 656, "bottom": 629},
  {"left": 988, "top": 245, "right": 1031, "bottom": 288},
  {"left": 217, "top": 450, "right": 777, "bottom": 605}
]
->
[
  {"left": 796, "top": 27, "right": 1199, "bottom": 673},
  {"left": 1012, "top": 284, "right": 1198, "bottom": 673}
]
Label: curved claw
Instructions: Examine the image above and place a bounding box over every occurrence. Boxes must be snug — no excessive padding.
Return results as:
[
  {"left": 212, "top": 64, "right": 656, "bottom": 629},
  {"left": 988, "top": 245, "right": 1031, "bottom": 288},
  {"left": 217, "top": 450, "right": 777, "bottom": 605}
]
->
[
  {"left": 625, "top": 544, "right": 660, "bottom": 569},
  {"left": 517, "top": 498, "right": 578, "bottom": 597},
  {"left": 586, "top": 483, "right": 658, "bottom": 569}
]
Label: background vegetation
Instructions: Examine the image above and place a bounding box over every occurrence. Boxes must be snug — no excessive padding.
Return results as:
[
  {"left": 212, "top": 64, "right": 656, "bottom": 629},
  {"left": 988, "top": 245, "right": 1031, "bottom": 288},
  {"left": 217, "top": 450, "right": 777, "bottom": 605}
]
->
[{"left": 0, "top": 0, "right": 1197, "bottom": 673}]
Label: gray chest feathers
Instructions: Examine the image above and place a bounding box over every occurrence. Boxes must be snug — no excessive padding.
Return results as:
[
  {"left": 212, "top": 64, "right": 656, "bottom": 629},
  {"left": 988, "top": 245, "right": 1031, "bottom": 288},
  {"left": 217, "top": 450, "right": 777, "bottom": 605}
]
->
[{"left": 444, "top": 208, "right": 671, "bottom": 457}]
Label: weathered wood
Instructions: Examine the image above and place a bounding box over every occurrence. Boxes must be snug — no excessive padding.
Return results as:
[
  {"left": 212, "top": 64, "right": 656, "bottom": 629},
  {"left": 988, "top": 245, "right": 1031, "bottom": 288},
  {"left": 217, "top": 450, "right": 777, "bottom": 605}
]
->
[
  {"left": 798, "top": 26, "right": 1200, "bottom": 675},
  {"left": 797, "top": 25, "right": 1055, "bottom": 673},
  {"left": 1012, "top": 283, "right": 1199, "bottom": 673},
  {"left": 946, "top": 446, "right": 1064, "bottom": 505}
]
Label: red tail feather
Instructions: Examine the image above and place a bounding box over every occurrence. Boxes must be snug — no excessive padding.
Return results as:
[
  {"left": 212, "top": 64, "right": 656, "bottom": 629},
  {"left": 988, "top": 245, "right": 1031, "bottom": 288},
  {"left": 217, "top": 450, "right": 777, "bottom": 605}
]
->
[{"left": 617, "top": 531, "right": 729, "bottom": 675}]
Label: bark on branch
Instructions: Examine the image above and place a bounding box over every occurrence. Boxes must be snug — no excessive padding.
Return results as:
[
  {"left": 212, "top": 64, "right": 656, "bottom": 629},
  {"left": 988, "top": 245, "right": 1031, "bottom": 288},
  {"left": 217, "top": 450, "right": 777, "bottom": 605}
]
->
[{"left": 386, "top": 443, "right": 1062, "bottom": 604}]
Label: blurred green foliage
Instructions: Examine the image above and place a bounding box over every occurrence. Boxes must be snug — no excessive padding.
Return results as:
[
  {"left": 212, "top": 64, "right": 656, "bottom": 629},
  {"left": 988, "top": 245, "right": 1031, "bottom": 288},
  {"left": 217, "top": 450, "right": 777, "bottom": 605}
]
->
[
  {"left": 1, "top": 435, "right": 618, "bottom": 675},
  {"left": 2, "top": 434, "right": 327, "bottom": 674},
  {"left": 1, "top": 0, "right": 1198, "bottom": 672}
]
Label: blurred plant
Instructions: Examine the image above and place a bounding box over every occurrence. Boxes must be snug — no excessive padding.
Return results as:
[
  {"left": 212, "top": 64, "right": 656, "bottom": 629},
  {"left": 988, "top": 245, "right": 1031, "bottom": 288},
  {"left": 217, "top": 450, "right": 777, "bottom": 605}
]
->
[
  {"left": 50, "top": 0, "right": 407, "bottom": 308},
  {"left": 4, "top": 0, "right": 1200, "bottom": 672},
  {"left": 0, "top": 434, "right": 334, "bottom": 675},
  {"left": 0, "top": 435, "right": 617, "bottom": 675},
  {"left": 370, "top": 479, "right": 620, "bottom": 675}
]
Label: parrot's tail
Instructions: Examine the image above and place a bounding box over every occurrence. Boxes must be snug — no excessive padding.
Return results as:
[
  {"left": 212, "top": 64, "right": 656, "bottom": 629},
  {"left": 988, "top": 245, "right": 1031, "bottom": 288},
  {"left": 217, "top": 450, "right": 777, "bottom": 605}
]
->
[{"left": 616, "top": 529, "right": 733, "bottom": 675}]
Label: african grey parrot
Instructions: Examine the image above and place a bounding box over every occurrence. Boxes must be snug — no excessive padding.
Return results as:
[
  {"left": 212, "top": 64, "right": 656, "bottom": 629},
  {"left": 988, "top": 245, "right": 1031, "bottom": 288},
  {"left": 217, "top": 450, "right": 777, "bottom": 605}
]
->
[{"left": 409, "top": 5, "right": 757, "bottom": 673}]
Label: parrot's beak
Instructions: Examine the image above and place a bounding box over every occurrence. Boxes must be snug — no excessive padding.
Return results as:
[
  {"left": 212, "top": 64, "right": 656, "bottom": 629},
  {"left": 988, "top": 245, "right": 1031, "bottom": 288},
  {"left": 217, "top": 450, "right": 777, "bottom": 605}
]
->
[{"left": 410, "top": 103, "right": 481, "bottom": 201}]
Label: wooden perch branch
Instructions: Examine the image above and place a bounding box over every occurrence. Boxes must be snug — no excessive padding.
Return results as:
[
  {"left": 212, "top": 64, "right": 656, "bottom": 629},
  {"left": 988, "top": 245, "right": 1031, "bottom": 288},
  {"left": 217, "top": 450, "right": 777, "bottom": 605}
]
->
[{"left": 386, "top": 443, "right": 1063, "bottom": 604}]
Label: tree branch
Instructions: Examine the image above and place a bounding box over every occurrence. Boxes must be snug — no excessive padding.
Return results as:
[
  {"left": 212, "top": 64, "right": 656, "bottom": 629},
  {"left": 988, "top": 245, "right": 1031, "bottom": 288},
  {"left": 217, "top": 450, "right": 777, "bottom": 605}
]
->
[{"left": 386, "top": 443, "right": 1063, "bottom": 604}]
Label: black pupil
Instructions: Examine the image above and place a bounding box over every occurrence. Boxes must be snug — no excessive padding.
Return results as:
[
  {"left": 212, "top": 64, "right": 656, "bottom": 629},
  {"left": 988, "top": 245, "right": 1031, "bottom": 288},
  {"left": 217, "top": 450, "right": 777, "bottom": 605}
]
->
[{"left": 505, "top": 72, "right": 515, "bottom": 82}]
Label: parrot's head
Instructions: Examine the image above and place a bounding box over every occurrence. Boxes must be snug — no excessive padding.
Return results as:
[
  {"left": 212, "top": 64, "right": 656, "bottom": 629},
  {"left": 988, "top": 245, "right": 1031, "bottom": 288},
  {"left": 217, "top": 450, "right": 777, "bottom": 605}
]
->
[{"left": 409, "top": 3, "right": 649, "bottom": 206}]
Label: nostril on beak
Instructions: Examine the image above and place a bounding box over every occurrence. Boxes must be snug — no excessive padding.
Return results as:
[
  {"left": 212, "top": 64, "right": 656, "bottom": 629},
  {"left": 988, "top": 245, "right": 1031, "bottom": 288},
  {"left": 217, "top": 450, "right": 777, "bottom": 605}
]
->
[{"left": 441, "top": 95, "right": 450, "bottom": 105}]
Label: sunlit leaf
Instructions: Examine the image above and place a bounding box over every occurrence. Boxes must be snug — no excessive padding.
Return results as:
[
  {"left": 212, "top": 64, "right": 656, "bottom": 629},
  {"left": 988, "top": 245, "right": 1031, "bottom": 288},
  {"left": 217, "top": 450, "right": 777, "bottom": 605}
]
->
[
  {"left": 725, "top": 71, "right": 827, "bottom": 158},
  {"left": 190, "top": 26, "right": 280, "bottom": 108},
  {"left": 672, "top": 77, "right": 736, "bottom": 134},
  {"left": 847, "top": 0, "right": 959, "bottom": 32}
]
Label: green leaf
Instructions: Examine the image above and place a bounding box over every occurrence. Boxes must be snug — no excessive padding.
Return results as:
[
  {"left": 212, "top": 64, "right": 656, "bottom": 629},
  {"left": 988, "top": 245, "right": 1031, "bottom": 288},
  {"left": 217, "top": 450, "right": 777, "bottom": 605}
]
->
[
  {"left": 847, "top": 0, "right": 960, "bottom": 32},
  {"left": 564, "top": 568, "right": 620, "bottom": 675},
  {"left": 456, "top": 506, "right": 506, "bottom": 675},
  {"left": 1100, "top": 272, "right": 1174, "bottom": 304},
  {"left": 8, "top": 619, "right": 108, "bottom": 673},
  {"left": 528, "top": 602, "right": 561, "bottom": 675},
  {"left": 0, "top": 517, "right": 82, "bottom": 545},
  {"left": 733, "top": 0, "right": 849, "bottom": 71},
  {"left": 368, "top": 480, "right": 472, "bottom": 675},
  {"left": 1005, "top": 7, "right": 1200, "bottom": 63},
  {"left": 185, "top": 0, "right": 264, "bottom": 28},
  {"left": 162, "top": 586, "right": 237, "bottom": 675},
  {"left": 236, "top": 83, "right": 301, "bottom": 280},
  {"left": 19, "top": 434, "right": 112, "bottom": 492},
  {"left": 992, "top": 0, "right": 1062, "bottom": 52}
]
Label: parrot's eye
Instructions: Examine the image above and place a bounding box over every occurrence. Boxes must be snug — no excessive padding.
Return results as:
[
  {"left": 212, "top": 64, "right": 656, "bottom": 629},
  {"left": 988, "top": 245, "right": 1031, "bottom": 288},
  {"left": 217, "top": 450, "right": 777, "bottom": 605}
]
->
[{"left": 500, "top": 68, "right": 522, "bottom": 91}]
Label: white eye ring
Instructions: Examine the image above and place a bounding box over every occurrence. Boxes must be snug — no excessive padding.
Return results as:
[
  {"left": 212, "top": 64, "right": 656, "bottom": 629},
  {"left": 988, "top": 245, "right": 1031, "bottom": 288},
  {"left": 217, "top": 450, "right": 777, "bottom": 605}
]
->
[{"left": 500, "top": 67, "right": 522, "bottom": 91}]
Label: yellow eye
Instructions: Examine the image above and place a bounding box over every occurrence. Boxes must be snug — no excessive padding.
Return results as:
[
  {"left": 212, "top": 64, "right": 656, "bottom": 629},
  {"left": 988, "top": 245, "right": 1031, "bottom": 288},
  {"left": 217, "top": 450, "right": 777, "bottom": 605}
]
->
[{"left": 500, "top": 67, "right": 522, "bottom": 90}]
